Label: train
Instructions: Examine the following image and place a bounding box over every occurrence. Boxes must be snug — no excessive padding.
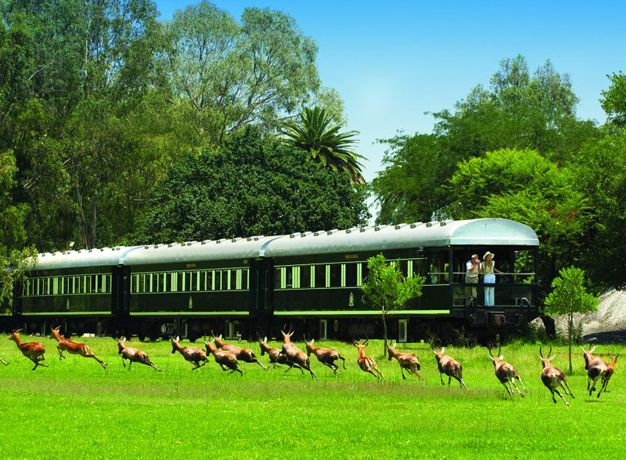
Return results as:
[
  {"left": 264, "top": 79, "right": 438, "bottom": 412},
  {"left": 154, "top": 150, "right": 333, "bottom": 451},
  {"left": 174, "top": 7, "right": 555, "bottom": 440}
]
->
[{"left": 0, "top": 218, "right": 539, "bottom": 342}]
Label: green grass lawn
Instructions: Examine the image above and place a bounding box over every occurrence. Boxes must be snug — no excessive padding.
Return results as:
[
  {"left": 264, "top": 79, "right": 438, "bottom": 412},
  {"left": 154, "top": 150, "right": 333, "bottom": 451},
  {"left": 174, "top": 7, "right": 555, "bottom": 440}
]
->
[{"left": 0, "top": 336, "right": 624, "bottom": 459}]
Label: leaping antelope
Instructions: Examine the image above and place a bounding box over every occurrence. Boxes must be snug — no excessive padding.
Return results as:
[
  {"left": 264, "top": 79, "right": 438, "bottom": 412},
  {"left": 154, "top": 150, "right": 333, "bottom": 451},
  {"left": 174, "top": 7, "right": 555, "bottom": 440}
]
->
[
  {"left": 214, "top": 335, "right": 267, "bottom": 369},
  {"left": 205, "top": 341, "right": 242, "bottom": 376},
  {"left": 281, "top": 330, "right": 317, "bottom": 379},
  {"left": 117, "top": 337, "right": 161, "bottom": 371},
  {"left": 488, "top": 345, "right": 526, "bottom": 397},
  {"left": 597, "top": 355, "right": 618, "bottom": 398},
  {"left": 259, "top": 337, "right": 293, "bottom": 369},
  {"left": 171, "top": 337, "right": 208, "bottom": 370},
  {"left": 432, "top": 347, "right": 466, "bottom": 389},
  {"left": 51, "top": 327, "right": 107, "bottom": 369},
  {"left": 305, "top": 338, "right": 346, "bottom": 375},
  {"left": 539, "top": 345, "right": 574, "bottom": 405},
  {"left": 354, "top": 340, "right": 384, "bottom": 381},
  {"left": 9, "top": 329, "right": 47, "bottom": 370},
  {"left": 387, "top": 343, "right": 420, "bottom": 380}
]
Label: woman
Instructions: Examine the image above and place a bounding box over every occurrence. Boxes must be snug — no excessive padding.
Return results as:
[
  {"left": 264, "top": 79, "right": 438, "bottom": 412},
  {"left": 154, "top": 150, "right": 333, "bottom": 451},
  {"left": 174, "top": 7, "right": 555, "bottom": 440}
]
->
[{"left": 481, "top": 251, "right": 502, "bottom": 307}]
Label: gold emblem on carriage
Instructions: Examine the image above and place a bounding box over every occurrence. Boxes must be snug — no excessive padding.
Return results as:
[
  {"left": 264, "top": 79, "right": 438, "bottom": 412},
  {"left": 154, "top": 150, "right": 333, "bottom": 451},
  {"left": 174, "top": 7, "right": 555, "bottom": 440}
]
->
[
  {"left": 188, "top": 296, "right": 193, "bottom": 309},
  {"left": 349, "top": 292, "right": 355, "bottom": 307}
]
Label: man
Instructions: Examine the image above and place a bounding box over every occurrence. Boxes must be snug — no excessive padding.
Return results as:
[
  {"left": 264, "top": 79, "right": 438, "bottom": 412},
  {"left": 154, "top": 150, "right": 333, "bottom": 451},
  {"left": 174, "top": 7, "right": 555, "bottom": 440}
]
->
[{"left": 465, "top": 254, "right": 480, "bottom": 303}]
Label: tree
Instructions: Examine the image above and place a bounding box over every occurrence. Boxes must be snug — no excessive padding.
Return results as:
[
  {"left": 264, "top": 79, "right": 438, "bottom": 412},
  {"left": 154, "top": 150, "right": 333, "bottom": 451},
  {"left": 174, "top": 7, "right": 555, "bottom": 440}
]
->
[
  {"left": 544, "top": 267, "right": 598, "bottom": 374},
  {"left": 372, "top": 55, "right": 597, "bottom": 224},
  {"left": 281, "top": 106, "right": 365, "bottom": 184},
  {"left": 449, "top": 148, "right": 590, "bottom": 284},
  {"left": 130, "top": 127, "right": 369, "bottom": 244},
  {"left": 361, "top": 254, "right": 425, "bottom": 354},
  {"left": 0, "top": 149, "right": 36, "bottom": 307},
  {"left": 600, "top": 71, "right": 626, "bottom": 127},
  {"left": 570, "top": 132, "right": 626, "bottom": 289},
  {"left": 162, "top": 2, "right": 321, "bottom": 147}
]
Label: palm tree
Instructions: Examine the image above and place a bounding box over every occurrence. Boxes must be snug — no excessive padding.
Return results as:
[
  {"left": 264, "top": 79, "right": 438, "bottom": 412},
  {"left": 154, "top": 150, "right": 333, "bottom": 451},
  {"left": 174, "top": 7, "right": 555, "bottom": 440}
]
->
[{"left": 281, "top": 106, "right": 366, "bottom": 184}]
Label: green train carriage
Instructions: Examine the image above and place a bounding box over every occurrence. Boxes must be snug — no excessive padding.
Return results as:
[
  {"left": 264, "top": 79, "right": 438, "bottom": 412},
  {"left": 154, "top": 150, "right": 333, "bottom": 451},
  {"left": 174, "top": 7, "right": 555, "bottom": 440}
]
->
[{"left": 9, "top": 218, "right": 539, "bottom": 341}]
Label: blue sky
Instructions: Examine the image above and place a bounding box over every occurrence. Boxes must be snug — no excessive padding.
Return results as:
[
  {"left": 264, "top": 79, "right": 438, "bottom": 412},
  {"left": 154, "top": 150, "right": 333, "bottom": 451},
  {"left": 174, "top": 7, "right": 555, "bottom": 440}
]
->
[{"left": 155, "top": 1, "right": 626, "bottom": 182}]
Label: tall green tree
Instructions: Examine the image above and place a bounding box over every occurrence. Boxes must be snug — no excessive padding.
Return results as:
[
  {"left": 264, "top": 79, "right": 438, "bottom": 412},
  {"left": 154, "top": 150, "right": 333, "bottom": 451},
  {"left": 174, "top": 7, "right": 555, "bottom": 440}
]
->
[
  {"left": 600, "top": 71, "right": 626, "bottom": 127},
  {"left": 162, "top": 1, "right": 321, "bottom": 148},
  {"left": 131, "top": 127, "right": 369, "bottom": 244},
  {"left": 449, "top": 148, "right": 590, "bottom": 283},
  {"left": 281, "top": 106, "right": 365, "bottom": 184},
  {"left": 372, "top": 55, "right": 598, "bottom": 224},
  {"left": 544, "top": 267, "right": 598, "bottom": 374},
  {"left": 361, "top": 254, "right": 425, "bottom": 354},
  {"left": 570, "top": 133, "right": 626, "bottom": 288},
  {"left": 0, "top": 149, "right": 36, "bottom": 306}
]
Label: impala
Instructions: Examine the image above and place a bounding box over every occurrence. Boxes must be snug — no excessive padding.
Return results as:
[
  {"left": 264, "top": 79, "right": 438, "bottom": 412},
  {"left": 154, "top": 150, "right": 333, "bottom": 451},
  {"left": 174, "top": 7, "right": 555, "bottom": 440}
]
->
[
  {"left": 214, "top": 335, "right": 267, "bottom": 369},
  {"left": 205, "top": 341, "right": 243, "bottom": 376},
  {"left": 354, "top": 340, "right": 384, "bottom": 381},
  {"left": 171, "top": 336, "right": 208, "bottom": 370},
  {"left": 595, "top": 354, "right": 618, "bottom": 399},
  {"left": 539, "top": 345, "right": 574, "bottom": 405},
  {"left": 281, "top": 330, "right": 317, "bottom": 379},
  {"left": 117, "top": 337, "right": 161, "bottom": 371},
  {"left": 9, "top": 329, "right": 47, "bottom": 370},
  {"left": 51, "top": 327, "right": 107, "bottom": 369},
  {"left": 259, "top": 337, "right": 292, "bottom": 369},
  {"left": 488, "top": 345, "right": 526, "bottom": 397},
  {"left": 304, "top": 338, "right": 346, "bottom": 374},
  {"left": 387, "top": 343, "right": 420, "bottom": 380},
  {"left": 432, "top": 347, "right": 466, "bottom": 389}
]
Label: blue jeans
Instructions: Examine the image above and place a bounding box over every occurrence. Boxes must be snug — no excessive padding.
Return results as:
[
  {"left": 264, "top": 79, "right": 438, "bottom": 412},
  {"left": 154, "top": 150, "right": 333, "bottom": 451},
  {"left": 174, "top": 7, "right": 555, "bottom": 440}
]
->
[{"left": 484, "top": 274, "right": 495, "bottom": 306}]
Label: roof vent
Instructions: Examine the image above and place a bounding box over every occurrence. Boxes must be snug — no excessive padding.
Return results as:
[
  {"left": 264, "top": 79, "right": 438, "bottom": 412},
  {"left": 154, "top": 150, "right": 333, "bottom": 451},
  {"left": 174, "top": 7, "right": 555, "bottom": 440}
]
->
[
  {"left": 216, "top": 240, "right": 222, "bottom": 244},
  {"left": 314, "top": 232, "right": 320, "bottom": 236},
  {"left": 410, "top": 223, "right": 417, "bottom": 228},
  {"left": 144, "top": 246, "right": 150, "bottom": 249},
  {"left": 426, "top": 222, "right": 433, "bottom": 227},
  {"left": 346, "top": 229, "right": 352, "bottom": 234},
  {"left": 374, "top": 226, "right": 381, "bottom": 231},
  {"left": 440, "top": 221, "right": 447, "bottom": 226},
  {"left": 254, "top": 236, "right": 259, "bottom": 241},
  {"left": 359, "top": 227, "right": 366, "bottom": 233},
  {"left": 394, "top": 225, "right": 401, "bottom": 230},
  {"left": 154, "top": 245, "right": 159, "bottom": 248}
]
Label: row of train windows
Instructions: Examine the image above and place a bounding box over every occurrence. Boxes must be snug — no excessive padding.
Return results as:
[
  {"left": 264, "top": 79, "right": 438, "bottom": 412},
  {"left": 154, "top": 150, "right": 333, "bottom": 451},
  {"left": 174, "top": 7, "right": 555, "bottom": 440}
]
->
[
  {"left": 23, "top": 274, "right": 112, "bottom": 297},
  {"left": 130, "top": 269, "right": 250, "bottom": 294},
  {"left": 275, "top": 259, "right": 429, "bottom": 289}
]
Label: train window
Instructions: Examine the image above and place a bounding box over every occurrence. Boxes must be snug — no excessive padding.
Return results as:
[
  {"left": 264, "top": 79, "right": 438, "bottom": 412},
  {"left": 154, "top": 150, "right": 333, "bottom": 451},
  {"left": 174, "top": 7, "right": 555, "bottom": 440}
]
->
[
  {"left": 300, "top": 266, "right": 310, "bottom": 289},
  {"left": 356, "top": 263, "right": 363, "bottom": 286},
  {"left": 346, "top": 263, "right": 357, "bottom": 287},
  {"left": 183, "top": 272, "right": 191, "bottom": 292},
  {"left": 230, "top": 270, "right": 235, "bottom": 290},
  {"left": 130, "top": 275, "right": 136, "bottom": 293},
  {"left": 243, "top": 269, "right": 249, "bottom": 290},
  {"left": 53, "top": 277, "right": 58, "bottom": 295},
  {"left": 86, "top": 275, "right": 92, "bottom": 294},
  {"left": 290, "top": 267, "right": 299, "bottom": 289},
  {"left": 314, "top": 265, "right": 325, "bottom": 288},
  {"left": 341, "top": 264, "right": 347, "bottom": 287}
]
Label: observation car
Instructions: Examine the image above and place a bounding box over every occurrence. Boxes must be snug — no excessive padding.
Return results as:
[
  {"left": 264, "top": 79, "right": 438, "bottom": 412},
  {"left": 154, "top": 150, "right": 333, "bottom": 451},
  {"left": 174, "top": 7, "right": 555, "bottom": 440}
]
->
[{"left": 1, "top": 218, "right": 539, "bottom": 342}]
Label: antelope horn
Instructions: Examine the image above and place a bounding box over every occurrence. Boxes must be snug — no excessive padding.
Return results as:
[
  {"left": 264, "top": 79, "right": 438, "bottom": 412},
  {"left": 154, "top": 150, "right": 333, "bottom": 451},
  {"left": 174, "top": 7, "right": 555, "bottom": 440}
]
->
[
  {"left": 487, "top": 347, "right": 494, "bottom": 359},
  {"left": 548, "top": 345, "right": 553, "bottom": 359},
  {"left": 497, "top": 344, "right": 502, "bottom": 357},
  {"left": 263, "top": 336, "right": 267, "bottom": 343},
  {"left": 539, "top": 344, "right": 544, "bottom": 359},
  {"left": 590, "top": 346, "right": 596, "bottom": 354}
]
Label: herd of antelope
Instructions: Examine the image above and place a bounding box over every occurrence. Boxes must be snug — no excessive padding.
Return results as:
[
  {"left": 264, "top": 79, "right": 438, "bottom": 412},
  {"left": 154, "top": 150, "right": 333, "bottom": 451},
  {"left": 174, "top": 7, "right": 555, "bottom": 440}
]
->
[{"left": 2, "top": 328, "right": 619, "bottom": 405}]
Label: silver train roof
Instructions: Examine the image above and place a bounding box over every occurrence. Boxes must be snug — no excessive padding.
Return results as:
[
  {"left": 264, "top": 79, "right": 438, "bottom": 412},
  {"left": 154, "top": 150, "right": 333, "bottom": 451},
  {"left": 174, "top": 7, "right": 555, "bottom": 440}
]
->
[{"left": 33, "top": 218, "right": 538, "bottom": 270}]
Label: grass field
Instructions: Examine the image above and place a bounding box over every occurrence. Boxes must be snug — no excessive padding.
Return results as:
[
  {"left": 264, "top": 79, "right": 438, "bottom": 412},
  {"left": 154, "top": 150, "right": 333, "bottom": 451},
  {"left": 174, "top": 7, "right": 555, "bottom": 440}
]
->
[{"left": 0, "top": 336, "right": 624, "bottom": 459}]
